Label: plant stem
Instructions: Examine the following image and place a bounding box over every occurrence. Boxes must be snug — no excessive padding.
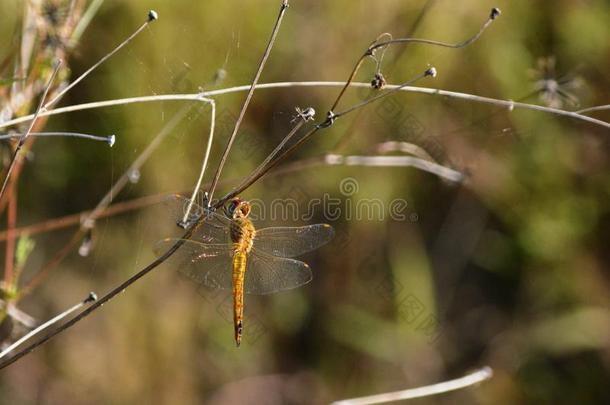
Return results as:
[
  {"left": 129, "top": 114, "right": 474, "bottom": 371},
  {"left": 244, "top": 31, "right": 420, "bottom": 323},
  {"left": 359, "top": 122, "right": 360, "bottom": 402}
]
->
[{"left": 206, "top": 0, "right": 290, "bottom": 204}]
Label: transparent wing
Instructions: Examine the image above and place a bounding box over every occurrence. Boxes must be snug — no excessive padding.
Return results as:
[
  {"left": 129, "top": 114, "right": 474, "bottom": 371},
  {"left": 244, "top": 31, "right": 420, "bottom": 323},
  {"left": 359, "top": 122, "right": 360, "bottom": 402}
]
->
[
  {"left": 244, "top": 249, "right": 313, "bottom": 295},
  {"left": 254, "top": 224, "right": 334, "bottom": 258},
  {"left": 154, "top": 238, "right": 234, "bottom": 291},
  {"left": 154, "top": 240, "right": 314, "bottom": 296},
  {"left": 162, "top": 193, "right": 232, "bottom": 244}
]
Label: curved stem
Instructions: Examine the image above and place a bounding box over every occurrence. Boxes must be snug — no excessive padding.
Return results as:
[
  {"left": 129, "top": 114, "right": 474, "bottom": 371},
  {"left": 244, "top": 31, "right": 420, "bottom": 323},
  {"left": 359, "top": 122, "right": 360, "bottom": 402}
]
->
[
  {"left": 331, "top": 367, "right": 493, "bottom": 405},
  {"left": 2, "top": 82, "right": 607, "bottom": 131}
]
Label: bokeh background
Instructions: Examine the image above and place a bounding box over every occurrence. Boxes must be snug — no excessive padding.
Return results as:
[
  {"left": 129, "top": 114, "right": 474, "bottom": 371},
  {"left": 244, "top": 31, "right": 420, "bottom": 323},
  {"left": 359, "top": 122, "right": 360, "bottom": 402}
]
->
[{"left": 1, "top": 0, "right": 610, "bottom": 404}]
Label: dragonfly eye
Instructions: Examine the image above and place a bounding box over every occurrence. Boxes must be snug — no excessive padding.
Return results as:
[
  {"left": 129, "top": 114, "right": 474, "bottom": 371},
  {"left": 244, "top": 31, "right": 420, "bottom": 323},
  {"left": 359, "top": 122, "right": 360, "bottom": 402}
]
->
[
  {"left": 227, "top": 198, "right": 241, "bottom": 218},
  {"left": 227, "top": 198, "right": 251, "bottom": 219}
]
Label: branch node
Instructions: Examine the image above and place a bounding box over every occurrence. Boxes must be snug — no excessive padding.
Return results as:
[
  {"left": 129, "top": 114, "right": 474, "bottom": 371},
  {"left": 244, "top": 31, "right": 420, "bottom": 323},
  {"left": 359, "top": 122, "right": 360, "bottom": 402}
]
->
[{"left": 318, "top": 111, "right": 337, "bottom": 128}]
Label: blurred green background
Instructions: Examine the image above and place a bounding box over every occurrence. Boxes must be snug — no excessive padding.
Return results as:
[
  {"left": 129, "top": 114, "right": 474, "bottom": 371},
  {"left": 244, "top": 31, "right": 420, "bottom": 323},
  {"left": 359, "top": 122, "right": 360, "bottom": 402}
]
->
[{"left": 1, "top": 0, "right": 610, "bottom": 404}]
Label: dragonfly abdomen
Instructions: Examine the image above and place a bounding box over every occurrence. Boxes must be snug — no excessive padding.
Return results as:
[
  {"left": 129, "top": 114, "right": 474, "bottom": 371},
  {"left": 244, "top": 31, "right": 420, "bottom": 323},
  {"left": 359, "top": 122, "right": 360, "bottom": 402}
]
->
[
  {"left": 230, "top": 218, "right": 255, "bottom": 347},
  {"left": 232, "top": 251, "right": 247, "bottom": 346}
]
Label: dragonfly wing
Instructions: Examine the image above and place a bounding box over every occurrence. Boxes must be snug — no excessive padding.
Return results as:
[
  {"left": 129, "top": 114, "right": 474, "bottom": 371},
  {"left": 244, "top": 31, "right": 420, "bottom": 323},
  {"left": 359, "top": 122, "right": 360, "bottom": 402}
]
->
[
  {"left": 244, "top": 249, "right": 313, "bottom": 295},
  {"left": 154, "top": 238, "right": 234, "bottom": 291},
  {"left": 162, "top": 194, "right": 231, "bottom": 244},
  {"left": 254, "top": 224, "right": 334, "bottom": 258}
]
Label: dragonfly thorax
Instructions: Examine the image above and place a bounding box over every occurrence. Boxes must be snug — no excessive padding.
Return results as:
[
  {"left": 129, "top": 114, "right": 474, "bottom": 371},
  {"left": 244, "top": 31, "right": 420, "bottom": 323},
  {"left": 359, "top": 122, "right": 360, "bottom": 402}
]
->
[
  {"left": 226, "top": 198, "right": 256, "bottom": 253},
  {"left": 231, "top": 217, "right": 256, "bottom": 254}
]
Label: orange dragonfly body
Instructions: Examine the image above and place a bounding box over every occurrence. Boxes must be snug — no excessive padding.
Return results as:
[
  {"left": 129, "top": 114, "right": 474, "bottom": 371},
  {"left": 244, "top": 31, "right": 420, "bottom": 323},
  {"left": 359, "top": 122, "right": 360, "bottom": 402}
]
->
[{"left": 155, "top": 195, "right": 334, "bottom": 346}]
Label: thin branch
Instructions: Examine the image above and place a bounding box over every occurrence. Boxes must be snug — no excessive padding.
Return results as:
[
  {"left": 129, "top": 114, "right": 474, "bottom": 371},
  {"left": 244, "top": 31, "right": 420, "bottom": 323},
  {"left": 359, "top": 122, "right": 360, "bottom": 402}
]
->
[
  {"left": 219, "top": 109, "right": 311, "bottom": 203},
  {"left": 323, "top": 154, "right": 464, "bottom": 183},
  {"left": 0, "top": 146, "right": 461, "bottom": 242},
  {"left": 0, "top": 292, "right": 97, "bottom": 360},
  {"left": 218, "top": 68, "right": 437, "bottom": 206},
  {"left": 370, "top": 8, "right": 500, "bottom": 53},
  {"left": 385, "top": 0, "right": 438, "bottom": 69},
  {"left": 43, "top": 10, "right": 158, "bottom": 111},
  {"left": 330, "top": 367, "right": 493, "bottom": 405},
  {"left": 17, "top": 231, "right": 82, "bottom": 300},
  {"left": 17, "top": 103, "right": 204, "bottom": 299},
  {"left": 0, "top": 61, "right": 61, "bottom": 203},
  {"left": 576, "top": 105, "right": 610, "bottom": 115},
  {"left": 69, "top": 0, "right": 106, "bottom": 45},
  {"left": 376, "top": 141, "right": 434, "bottom": 162},
  {"left": 329, "top": 7, "right": 500, "bottom": 112},
  {"left": 2, "top": 82, "right": 607, "bottom": 131},
  {"left": 85, "top": 105, "right": 190, "bottom": 225},
  {"left": 333, "top": 69, "right": 434, "bottom": 119},
  {"left": 0, "top": 233, "right": 190, "bottom": 370},
  {"left": 4, "top": 302, "right": 36, "bottom": 328},
  {"left": 0, "top": 131, "right": 115, "bottom": 145},
  {"left": 0, "top": 194, "right": 167, "bottom": 241},
  {"left": 182, "top": 98, "right": 215, "bottom": 225},
  {"left": 206, "top": 0, "right": 290, "bottom": 204},
  {"left": 0, "top": 142, "right": 465, "bottom": 369},
  {"left": 0, "top": 144, "right": 462, "bottom": 370}
]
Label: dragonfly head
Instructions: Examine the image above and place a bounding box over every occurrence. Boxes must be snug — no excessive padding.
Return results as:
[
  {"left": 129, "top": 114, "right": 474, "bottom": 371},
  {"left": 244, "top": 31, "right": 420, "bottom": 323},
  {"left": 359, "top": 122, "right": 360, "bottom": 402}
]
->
[{"left": 226, "top": 197, "right": 251, "bottom": 219}]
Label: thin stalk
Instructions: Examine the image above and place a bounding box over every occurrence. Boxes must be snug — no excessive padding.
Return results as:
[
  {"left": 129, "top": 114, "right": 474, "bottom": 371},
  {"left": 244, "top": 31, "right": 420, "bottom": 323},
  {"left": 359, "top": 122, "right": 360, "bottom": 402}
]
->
[
  {"left": 219, "top": 115, "right": 307, "bottom": 203},
  {"left": 69, "top": 0, "right": 105, "bottom": 45},
  {"left": 17, "top": 231, "right": 82, "bottom": 300},
  {"left": 206, "top": 0, "right": 290, "bottom": 204},
  {"left": 0, "top": 194, "right": 170, "bottom": 241},
  {"left": 216, "top": 124, "right": 319, "bottom": 208},
  {"left": 323, "top": 154, "right": 464, "bottom": 183},
  {"left": 0, "top": 232, "right": 190, "bottom": 370},
  {"left": 219, "top": 68, "right": 437, "bottom": 206},
  {"left": 0, "top": 131, "right": 115, "bottom": 144},
  {"left": 2, "top": 82, "right": 606, "bottom": 131},
  {"left": 329, "top": 8, "right": 500, "bottom": 112},
  {"left": 43, "top": 10, "right": 158, "bottom": 110},
  {"left": 333, "top": 70, "right": 431, "bottom": 119},
  {"left": 0, "top": 292, "right": 97, "bottom": 360},
  {"left": 182, "top": 98, "right": 215, "bottom": 224},
  {"left": 17, "top": 103, "right": 201, "bottom": 300},
  {"left": 85, "top": 105, "right": 190, "bottom": 224},
  {"left": 577, "top": 105, "right": 610, "bottom": 114},
  {"left": 330, "top": 367, "right": 493, "bottom": 405}
]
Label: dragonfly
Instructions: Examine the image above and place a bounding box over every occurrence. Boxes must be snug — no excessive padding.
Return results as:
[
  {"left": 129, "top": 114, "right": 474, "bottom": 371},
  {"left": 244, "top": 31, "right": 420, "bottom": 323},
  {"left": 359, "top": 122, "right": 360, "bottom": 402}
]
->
[{"left": 155, "top": 194, "right": 334, "bottom": 346}]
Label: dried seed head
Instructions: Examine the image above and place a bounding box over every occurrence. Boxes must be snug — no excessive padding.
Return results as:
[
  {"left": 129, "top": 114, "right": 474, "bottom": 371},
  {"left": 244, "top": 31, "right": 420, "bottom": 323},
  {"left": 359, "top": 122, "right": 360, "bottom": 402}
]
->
[
  {"left": 78, "top": 230, "right": 95, "bottom": 257},
  {"left": 371, "top": 73, "right": 387, "bottom": 90},
  {"left": 490, "top": 8, "right": 501, "bottom": 20},
  {"left": 425, "top": 67, "right": 437, "bottom": 78},
  {"left": 148, "top": 10, "right": 158, "bottom": 22},
  {"left": 85, "top": 292, "right": 98, "bottom": 303},
  {"left": 295, "top": 107, "right": 316, "bottom": 122}
]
